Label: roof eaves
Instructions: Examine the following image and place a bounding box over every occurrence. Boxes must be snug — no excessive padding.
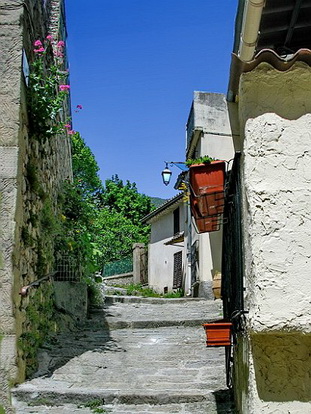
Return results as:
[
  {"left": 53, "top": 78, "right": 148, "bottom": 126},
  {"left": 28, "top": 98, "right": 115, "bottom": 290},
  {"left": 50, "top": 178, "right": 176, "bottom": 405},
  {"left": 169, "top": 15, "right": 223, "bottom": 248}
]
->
[
  {"left": 142, "top": 193, "right": 184, "bottom": 224},
  {"left": 228, "top": 48, "right": 311, "bottom": 99}
]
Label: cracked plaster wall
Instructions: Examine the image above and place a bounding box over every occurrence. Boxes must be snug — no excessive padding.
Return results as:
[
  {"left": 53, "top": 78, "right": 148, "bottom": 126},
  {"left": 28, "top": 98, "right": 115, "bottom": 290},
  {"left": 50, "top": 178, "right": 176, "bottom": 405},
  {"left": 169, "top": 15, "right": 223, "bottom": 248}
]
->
[{"left": 234, "top": 63, "right": 311, "bottom": 413}]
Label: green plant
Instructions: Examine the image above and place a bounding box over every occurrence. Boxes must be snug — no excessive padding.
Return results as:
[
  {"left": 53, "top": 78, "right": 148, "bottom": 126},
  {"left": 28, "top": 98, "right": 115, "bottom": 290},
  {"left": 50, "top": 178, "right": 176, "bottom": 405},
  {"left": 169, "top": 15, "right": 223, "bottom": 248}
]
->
[
  {"left": 163, "top": 289, "right": 184, "bottom": 298},
  {"left": 87, "top": 277, "right": 104, "bottom": 307},
  {"left": 18, "top": 283, "right": 56, "bottom": 377},
  {"left": 28, "top": 38, "right": 71, "bottom": 137},
  {"left": 81, "top": 399, "right": 106, "bottom": 413},
  {"left": 117, "top": 283, "right": 184, "bottom": 298},
  {"left": 185, "top": 155, "right": 217, "bottom": 166},
  {"left": 21, "top": 226, "right": 34, "bottom": 247}
]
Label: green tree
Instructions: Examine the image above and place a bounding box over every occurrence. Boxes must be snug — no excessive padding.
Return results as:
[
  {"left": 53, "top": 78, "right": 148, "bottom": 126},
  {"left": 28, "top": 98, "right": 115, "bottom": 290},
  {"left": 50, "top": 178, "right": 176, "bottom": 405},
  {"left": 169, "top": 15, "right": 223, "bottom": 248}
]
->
[
  {"left": 97, "top": 175, "right": 153, "bottom": 264},
  {"left": 71, "top": 132, "right": 103, "bottom": 198},
  {"left": 55, "top": 133, "right": 103, "bottom": 275},
  {"left": 102, "top": 175, "right": 152, "bottom": 224}
]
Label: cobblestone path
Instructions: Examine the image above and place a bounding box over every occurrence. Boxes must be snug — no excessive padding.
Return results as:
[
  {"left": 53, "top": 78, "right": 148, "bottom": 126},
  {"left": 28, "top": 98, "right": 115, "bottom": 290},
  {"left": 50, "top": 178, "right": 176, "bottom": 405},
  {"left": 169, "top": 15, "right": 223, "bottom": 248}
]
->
[{"left": 12, "top": 296, "right": 235, "bottom": 413}]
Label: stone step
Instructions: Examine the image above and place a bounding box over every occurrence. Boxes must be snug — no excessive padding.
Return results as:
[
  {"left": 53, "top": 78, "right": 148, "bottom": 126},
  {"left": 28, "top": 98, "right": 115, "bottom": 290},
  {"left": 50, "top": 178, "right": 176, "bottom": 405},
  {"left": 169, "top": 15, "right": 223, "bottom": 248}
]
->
[
  {"left": 103, "top": 295, "right": 212, "bottom": 305},
  {"left": 13, "top": 389, "right": 235, "bottom": 413},
  {"left": 12, "top": 298, "right": 234, "bottom": 413}
]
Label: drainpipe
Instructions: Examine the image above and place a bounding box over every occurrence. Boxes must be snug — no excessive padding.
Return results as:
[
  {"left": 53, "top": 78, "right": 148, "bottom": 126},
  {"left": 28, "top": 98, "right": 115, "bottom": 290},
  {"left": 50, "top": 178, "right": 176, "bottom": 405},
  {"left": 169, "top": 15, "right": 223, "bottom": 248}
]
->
[{"left": 238, "top": 0, "right": 265, "bottom": 62}]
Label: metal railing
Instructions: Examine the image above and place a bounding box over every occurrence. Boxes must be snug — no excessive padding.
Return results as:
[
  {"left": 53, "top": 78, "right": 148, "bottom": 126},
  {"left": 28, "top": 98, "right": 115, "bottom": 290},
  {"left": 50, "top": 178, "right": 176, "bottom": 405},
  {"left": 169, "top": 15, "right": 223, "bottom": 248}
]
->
[{"left": 19, "top": 271, "right": 57, "bottom": 297}]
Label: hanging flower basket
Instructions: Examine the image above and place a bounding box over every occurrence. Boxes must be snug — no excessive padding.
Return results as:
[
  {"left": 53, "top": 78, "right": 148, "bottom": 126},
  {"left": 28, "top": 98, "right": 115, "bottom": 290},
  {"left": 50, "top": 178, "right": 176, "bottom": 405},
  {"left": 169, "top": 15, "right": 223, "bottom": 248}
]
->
[
  {"left": 202, "top": 320, "right": 232, "bottom": 347},
  {"left": 189, "top": 161, "right": 226, "bottom": 219}
]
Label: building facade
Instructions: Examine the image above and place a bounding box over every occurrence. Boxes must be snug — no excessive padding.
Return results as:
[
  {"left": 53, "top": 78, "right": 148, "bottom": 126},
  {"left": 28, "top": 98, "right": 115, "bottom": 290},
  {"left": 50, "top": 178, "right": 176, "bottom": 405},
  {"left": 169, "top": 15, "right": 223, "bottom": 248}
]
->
[{"left": 224, "top": 1, "right": 311, "bottom": 412}]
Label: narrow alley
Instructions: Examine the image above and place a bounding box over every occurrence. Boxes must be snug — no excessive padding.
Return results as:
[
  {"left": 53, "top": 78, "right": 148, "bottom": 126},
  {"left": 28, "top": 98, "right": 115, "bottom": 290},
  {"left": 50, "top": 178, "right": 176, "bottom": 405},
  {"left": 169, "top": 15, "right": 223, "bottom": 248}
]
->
[{"left": 12, "top": 296, "right": 235, "bottom": 413}]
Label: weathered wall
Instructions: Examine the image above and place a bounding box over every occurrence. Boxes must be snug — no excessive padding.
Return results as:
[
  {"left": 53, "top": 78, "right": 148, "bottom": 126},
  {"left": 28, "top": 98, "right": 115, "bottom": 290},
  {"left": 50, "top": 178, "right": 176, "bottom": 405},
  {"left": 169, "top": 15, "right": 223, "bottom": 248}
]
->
[
  {"left": 148, "top": 203, "right": 185, "bottom": 293},
  {"left": 0, "top": 2, "right": 26, "bottom": 411},
  {"left": 0, "top": 0, "right": 73, "bottom": 411},
  {"left": 235, "top": 62, "right": 311, "bottom": 413},
  {"left": 187, "top": 92, "right": 234, "bottom": 298}
]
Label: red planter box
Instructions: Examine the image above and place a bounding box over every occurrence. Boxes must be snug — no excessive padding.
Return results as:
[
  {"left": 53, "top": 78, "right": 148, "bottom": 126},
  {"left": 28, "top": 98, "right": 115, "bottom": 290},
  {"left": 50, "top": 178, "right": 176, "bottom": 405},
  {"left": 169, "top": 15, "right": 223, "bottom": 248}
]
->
[
  {"left": 189, "top": 161, "right": 225, "bottom": 220},
  {"left": 202, "top": 321, "right": 232, "bottom": 347},
  {"left": 194, "top": 216, "right": 220, "bottom": 233}
]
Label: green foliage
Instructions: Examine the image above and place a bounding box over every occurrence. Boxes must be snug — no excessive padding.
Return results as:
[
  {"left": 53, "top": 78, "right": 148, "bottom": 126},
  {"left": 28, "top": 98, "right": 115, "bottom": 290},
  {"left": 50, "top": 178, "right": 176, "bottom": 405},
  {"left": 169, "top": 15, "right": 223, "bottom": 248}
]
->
[
  {"left": 51, "top": 132, "right": 105, "bottom": 276},
  {"left": 18, "top": 283, "right": 56, "bottom": 377},
  {"left": 28, "top": 40, "right": 69, "bottom": 137},
  {"left": 55, "top": 180, "right": 100, "bottom": 276},
  {"left": 185, "top": 155, "right": 217, "bottom": 166},
  {"left": 102, "top": 175, "right": 152, "bottom": 226},
  {"left": 120, "top": 283, "right": 184, "bottom": 298},
  {"left": 95, "top": 208, "right": 149, "bottom": 264},
  {"left": 71, "top": 132, "right": 103, "bottom": 197},
  {"left": 150, "top": 196, "right": 167, "bottom": 208},
  {"left": 81, "top": 400, "right": 106, "bottom": 413},
  {"left": 96, "top": 175, "right": 153, "bottom": 264},
  {"left": 21, "top": 226, "right": 34, "bottom": 247}
]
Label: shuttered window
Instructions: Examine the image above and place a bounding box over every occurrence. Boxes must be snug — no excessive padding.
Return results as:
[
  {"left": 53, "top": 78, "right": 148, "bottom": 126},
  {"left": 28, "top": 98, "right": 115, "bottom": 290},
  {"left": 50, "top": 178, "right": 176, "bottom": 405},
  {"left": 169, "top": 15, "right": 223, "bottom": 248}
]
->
[{"left": 173, "top": 251, "right": 183, "bottom": 289}]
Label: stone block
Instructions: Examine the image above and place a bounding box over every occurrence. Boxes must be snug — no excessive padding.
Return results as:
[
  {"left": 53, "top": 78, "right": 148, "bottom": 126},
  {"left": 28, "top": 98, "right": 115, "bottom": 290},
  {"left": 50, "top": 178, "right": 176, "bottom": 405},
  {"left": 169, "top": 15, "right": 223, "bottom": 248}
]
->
[
  {"left": 0, "top": 147, "right": 18, "bottom": 178},
  {"left": 54, "top": 282, "right": 88, "bottom": 323}
]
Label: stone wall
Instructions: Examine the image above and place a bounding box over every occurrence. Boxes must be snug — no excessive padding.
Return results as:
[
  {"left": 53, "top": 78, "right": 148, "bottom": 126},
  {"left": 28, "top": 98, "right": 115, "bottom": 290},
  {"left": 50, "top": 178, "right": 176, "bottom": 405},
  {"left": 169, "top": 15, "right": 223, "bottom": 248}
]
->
[{"left": 0, "top": 0, "right": 72, "bottom": 411}]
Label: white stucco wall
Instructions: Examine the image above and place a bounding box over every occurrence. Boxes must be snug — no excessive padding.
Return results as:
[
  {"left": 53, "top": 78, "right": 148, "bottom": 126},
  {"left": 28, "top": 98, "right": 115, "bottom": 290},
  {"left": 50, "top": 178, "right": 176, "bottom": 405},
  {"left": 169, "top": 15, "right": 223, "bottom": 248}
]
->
[
  {"left": 240, "top": 113, "right": 311, "bottom": 413},
  {"left": 243, "top": 113, "right": 311, "bottom": 333},
  {"left": 233, "top": 62, "right": 311, "bottom": 413},
  {"left": 148, "top": 203, "right": 185, "bottom": 293}
]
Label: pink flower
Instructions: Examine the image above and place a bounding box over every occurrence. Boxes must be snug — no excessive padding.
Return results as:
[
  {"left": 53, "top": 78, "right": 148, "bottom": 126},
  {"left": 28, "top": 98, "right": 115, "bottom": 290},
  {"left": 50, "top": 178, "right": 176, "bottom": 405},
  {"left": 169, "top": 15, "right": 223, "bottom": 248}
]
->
[
  {"left": 46, "top": 35, "right": 53, "bottom": 41},
  {"left": 54, "top": 51, "right": 64, "bottom": 58},
  {"left": 34, "top": 47, "right": 45, "bottom": 53},
  {"left": 67, "top": 130, "right": 75, "bottom": 135},
  {"left": 34, "top": 40, "right": 43, "bottom": 47},
  {"left": 64, "top": 124, "right": 71, "bottom": 129},
  {"left": 59, "top": 84, "right": 70, "bottom": 91},
  {"left": 76, "top": 105, "right": 83, "bottom": 110},
  {"left": 57, "top": 40, "right": 65, "bottom": 48}
]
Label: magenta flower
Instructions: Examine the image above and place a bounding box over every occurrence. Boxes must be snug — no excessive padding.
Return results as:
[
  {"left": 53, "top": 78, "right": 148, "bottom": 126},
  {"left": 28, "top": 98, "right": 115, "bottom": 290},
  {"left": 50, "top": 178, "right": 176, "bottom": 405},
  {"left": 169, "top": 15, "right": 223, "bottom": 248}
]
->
[
  {"left": 46, "top": 35, "right": 53, "bottom": 41},
  {"left": 76, "top": 105, "right": 83, "bottom": 110},
  {"left": 59, "top": 84, "right": 70, "bottom": 91},
  {"left": 54, "top": 51, "right": 64, "bottom": 58},
  {"left": 34, "top": 47, "right": 45, "bottom": 53},
  {"left": 67, "top": 130, "right": 75, "bottom": 135},
  {"left": 34, "top": 40, "right": 43, "bottom": 47},
  {"left": 57, "top": 40, "right": 65, "bottom": 48},
  {"left": 64, "top": 124, "right": 71, "bottom": 129}
]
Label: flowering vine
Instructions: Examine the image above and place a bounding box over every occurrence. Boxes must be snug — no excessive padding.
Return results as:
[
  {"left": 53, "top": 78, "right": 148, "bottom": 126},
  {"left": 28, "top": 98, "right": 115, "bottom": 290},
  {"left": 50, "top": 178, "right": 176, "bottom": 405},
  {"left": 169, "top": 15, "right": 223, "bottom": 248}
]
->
[{"left": 28, "top": 35, "right": 71, "bottom": 137}]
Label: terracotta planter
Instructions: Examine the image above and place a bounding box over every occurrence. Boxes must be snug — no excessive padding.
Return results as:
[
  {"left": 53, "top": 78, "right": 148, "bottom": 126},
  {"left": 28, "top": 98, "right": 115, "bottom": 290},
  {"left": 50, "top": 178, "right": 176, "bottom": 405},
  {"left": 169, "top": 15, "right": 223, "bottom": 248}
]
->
[
  {"left": 189, "top": 161, "right": 225, "bottom": 218},
  {"left": 202, "top": 321, "right": 232, "bottom": 347},
  {"left": 193, "top": 215, "right": 220, "bottom": 233}
]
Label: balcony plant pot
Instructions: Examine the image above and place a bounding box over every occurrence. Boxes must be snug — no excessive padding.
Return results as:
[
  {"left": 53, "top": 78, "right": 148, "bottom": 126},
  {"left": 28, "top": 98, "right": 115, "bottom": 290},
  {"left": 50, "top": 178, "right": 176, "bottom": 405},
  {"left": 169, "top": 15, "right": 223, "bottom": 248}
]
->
[
  {"left": 202, "top": 320, "right": 232, "bottom": 347},
  {"left": 189, "top": 161, "right": 226, "bottom": 217}
]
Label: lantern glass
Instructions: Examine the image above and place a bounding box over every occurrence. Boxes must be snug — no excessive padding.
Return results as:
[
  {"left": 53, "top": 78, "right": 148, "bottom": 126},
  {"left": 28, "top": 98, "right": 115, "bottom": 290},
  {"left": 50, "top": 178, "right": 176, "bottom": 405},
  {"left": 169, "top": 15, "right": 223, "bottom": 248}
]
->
[{"left": 161, "top": 168, "right": 172, "bottom": 186}]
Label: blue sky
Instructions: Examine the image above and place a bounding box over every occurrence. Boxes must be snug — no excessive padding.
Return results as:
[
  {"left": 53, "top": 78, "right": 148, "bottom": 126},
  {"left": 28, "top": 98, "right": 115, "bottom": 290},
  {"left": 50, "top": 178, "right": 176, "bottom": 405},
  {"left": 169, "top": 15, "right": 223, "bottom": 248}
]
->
[{"left": 65, "top": 0, "right": 238, "bottom": 199}]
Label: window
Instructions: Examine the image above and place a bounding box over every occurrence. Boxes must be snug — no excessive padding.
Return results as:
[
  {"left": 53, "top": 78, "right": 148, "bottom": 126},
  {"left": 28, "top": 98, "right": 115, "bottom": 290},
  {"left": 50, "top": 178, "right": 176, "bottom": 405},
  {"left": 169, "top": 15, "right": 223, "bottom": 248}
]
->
[
  {"left": 173, "top": 251, "right": 183, "bottom": 289},
  {"left": 173, "top": 207, "right": 180, "bottom": 235}
]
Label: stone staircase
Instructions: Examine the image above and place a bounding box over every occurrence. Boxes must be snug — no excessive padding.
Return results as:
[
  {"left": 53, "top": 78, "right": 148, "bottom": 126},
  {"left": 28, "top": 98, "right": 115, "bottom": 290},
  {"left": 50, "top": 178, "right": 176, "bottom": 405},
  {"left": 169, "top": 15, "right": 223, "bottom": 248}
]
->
[{"left": 12, "top": 297, "right": 235, "bottom": 413}]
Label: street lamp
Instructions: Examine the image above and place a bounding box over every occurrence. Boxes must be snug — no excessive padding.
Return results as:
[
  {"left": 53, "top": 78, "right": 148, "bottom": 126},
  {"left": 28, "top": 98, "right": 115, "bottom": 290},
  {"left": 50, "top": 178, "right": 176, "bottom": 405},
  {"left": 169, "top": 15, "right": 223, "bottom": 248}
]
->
[
  {"left": 161, "top": 163, "right": 172, "bottom": 186},
  {"left": 161, "top": 161, "right": 188, "bottom": 186}
]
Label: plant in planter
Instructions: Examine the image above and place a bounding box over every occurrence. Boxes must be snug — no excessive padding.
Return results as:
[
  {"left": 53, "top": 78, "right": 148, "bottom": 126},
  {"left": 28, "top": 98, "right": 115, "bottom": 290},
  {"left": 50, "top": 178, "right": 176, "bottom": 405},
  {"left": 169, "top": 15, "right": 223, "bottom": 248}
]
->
[{"left": 185, "top": 155, "right": 217, "bottom": 166}]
